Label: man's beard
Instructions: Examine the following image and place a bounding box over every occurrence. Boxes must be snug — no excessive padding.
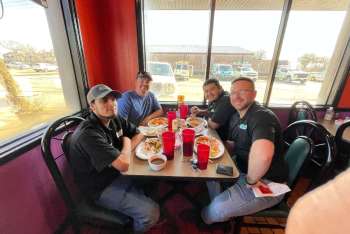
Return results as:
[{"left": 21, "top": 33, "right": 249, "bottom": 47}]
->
[{"left": 97, "top": 112, "right": 116, "bottom": 120}]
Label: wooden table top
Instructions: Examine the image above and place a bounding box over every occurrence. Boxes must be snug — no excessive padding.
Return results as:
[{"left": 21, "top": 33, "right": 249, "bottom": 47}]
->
[
  {"left": 123, "top": 128, "right": 239, "bottom": 182},
  {"left": 319, "top": 119, "right": 350, "bottom": 140}
]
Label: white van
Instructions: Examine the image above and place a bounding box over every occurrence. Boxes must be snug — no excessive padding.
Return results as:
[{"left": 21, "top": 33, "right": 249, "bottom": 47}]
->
[{"left": 147, "top": 62, "right": 176, "bottom": 96}]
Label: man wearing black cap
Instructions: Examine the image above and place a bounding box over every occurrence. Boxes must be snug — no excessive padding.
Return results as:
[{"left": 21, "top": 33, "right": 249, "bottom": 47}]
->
[
  {"left": 118, "top": 71, "right": 163, "bottom": 126},
  {"left": 69, "top": 84, "right": 159, "bottom": 233}
]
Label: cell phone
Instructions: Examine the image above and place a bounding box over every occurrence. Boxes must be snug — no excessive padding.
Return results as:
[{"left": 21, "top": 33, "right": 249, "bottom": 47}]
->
[{"left": 216, "top": 164, "right": 233, "bottom": 176}]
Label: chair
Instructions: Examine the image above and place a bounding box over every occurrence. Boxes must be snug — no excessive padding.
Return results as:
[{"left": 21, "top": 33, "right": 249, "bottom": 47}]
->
[
  {"left": 334, "top": 120, "right": 350, "bottom": 172},
  {"left": 41, "top": 115, "right": 131, "bottom": 234},
  {"left": 234, "top": 136, "right": 314, "bottom": 233},
  {"left": 288, "top": 101, "right": 317, "bottom": 125},
  {"left": 283, "top": 120, "right": 336, "bottom": 188}
]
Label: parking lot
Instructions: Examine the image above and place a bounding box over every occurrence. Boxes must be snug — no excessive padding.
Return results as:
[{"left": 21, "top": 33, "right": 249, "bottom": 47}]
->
[{"left": 0, "top": 71, "right": 323, "bottom": 141}]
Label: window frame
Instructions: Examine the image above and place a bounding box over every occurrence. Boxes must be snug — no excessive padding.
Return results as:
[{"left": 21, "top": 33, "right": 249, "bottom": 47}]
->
[{"left": 139, "top": 0, "right": 350, "bottom": 108}]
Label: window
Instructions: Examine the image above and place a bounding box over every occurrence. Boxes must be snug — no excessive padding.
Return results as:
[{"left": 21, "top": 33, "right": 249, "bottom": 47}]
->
[
  {"left": 144, "top": 1, "right": 211, "bottom": 102},
  {"left": 142, "top": 0, "right": 350, "bottom": 106},
  {"left": 0, "top": 0, "right": 80, "bottom": 143},
  {"left": 270, "top": 0, "right": 350, "bottom": 105},
  {"left": 211, "top": 1, "right": 283, "bottom": 102}
]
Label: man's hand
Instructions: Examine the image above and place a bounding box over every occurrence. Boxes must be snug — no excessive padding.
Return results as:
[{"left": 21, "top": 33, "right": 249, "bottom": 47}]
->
[{"left": 191, "top": 106, "right": 200, "bottom": 116}]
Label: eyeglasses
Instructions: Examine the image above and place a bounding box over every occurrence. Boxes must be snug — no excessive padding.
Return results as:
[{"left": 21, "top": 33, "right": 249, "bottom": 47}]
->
[{"left": 230, "top": 89, "right": 255, "bottom": 96}]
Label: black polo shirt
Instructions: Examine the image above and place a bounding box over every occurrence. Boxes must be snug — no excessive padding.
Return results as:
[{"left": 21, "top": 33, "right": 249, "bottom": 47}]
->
[
  {"left": 228, "top": 102, "right": 288, "bottom": 183},
  {"left": 208, "top": 91, "right": 236, "bottom": 140},
  {"left": 69, "top": 113, "right": 139, "bottom": 200}
]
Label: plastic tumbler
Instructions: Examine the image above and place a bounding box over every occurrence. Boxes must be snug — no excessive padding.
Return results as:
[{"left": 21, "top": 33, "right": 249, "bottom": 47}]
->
[
  {"left": 197, "top": 143, "right": 210, "bottom": 170},
  {"left": 167, "top": 111, "right": 177, "bottom": 131},
  {"left": 162, "top": 131, "right": 175, "bottom": 160},
  {"left": 179, "top": 104, "right": 189, "bottom": 119},
  {"left": 182, "top": 128, "right": 195, "bottom": 157}
]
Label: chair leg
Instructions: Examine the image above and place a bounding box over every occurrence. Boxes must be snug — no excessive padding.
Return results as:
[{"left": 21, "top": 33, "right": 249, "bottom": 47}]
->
[{"left": 234, "top": 217, "right": 243, "bottom": 234}]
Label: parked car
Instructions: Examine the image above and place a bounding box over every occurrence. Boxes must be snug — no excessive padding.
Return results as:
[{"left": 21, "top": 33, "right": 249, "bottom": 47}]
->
[
  {"left": 210, "top": 63, "right": 238, "bottom": 81},
  {"left": 238, "top": 66, "right": 258, "bottom": 81},
  {"left": 308, "top": 71, "right": 325, "bottom": 82},
  {"left": 174, "top": 61, "right": 193, "bottom": 81},
  {"left": 6, "top": 62, "right": 31, "bottom": 69},
  {"left": 275, "top": 67, "right": 308, "bottom": 84},
  {"left": 147, "top": 61, "right": 176, "bottom": 96},
  {"left": 32, "top": 63, "right": 58, "bottom": 72}
]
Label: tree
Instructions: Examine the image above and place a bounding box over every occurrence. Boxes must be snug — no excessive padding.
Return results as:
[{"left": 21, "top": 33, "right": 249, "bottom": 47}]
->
[
  {"left": 298, "top": 53, "right": 328, "bottom": 72},
  {"left": 0, "top": 59, "right": 41, "bottom": 117}
]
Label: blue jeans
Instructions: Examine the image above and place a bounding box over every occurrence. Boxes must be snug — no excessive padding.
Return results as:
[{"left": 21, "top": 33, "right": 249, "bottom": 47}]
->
[
  {"left": 96, "top": 176, "right": 160, "bottom": 232},
  {"left": 201, "top": 174, "right": 284, "bottom": 224}
]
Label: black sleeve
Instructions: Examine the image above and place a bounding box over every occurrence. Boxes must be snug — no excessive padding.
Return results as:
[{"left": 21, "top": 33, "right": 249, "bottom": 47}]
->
[
  {"left": 211, "top": 97, "right": 236, "bottom": 125},
  {"left": 249, "top": 111, "right": 276, "bottom": 143},
  {"left": 120, "top": 117, "right": 140, "bottom": 138},
  {"left": 78, "top": 128, "right": 120, "bottom": 172}
]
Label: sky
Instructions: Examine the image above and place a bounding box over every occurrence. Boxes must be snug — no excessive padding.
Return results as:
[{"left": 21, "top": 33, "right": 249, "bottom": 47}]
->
[
  {"left": 0, "top": 0, "right": 53, "bottom": 51},
  {"left": 0, "top": 0, "right": 347, "bottom": 67},
  {"left": 145, "top": 10, "right": 347, "bottom": 67}
]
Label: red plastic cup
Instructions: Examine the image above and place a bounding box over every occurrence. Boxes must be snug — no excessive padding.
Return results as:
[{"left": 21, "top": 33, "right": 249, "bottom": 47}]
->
[
  {"left": 197, "top": 143, "right": 210, "bottom": 170},
  {"left": 167, "top": 111, "right": 176, "bottom": 131},
  {"left": 162, "top": 131, "right": 175, "bottom": 160},
  {"left": 179, "top": 104, "right": 189, "bottom": 119},
  {"left": 182, "top": 128, "right": 195, "bottom": 157}
]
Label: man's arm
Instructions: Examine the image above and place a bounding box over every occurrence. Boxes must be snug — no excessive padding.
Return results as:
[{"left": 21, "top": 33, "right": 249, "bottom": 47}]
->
[
  {"left": 191, "top": 106, "right": 208, "bottom": 117},
  {"left": 246, "top": 139, "right": 274, "bottom": 185},
  {"left": 131, "top": 132, "right": 144, "bottom": 150},
  {"left": 140, "top": 108, "right": 163, "bottom": 126},
  {"left": 111, "top": 136, "right": 131, "bottom": 172},
  {"left": 208, "top": 119, "right": 220, "bottom": 129}
]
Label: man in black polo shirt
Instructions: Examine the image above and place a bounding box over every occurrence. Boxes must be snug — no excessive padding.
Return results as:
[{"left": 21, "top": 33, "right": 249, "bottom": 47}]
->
[
  {"left": 69, "top": 84, "right": 159, "bottom": 233},
  {"left": 191, "top": 79, "right": 236, "bottom": 139},
  {"left": 201, "top": 77, "right": 288, "bottom": 224}
]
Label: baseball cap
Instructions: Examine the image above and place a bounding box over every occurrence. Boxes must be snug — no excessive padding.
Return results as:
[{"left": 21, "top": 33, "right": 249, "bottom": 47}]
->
[{"left": 86, "top": 84, "right": 122, "bottom": 104}]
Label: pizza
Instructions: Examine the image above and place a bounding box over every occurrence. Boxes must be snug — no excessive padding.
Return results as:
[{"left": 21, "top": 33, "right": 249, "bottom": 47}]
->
[
  {"left": 195, "top": 135, "right": 220, "bottom": 158},
  {"left": 148, "top": 117, "right": 168, "bottom": 127},
  {"left": 142, "top": 138, "right": 162, "bottom": 154}
]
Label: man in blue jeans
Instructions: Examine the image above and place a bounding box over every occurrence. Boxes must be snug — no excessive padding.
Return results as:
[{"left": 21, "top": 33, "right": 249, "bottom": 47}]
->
[
  {"left": 201, "top": 77, "right": 288, "bottom": 224},
  {"left": 70, "top": 84, "right": 159, "bottom": 233}
]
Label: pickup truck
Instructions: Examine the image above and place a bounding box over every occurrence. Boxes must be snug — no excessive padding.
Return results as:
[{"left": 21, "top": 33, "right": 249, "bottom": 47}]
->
[{"left": 275, "top": 68, "right": 307, "bottom": 84}]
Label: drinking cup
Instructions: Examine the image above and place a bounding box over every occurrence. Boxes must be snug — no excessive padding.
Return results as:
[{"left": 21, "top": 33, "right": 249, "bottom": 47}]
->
[
  {"left": 179, "top": 104, "right": 189, "bottom": 119},
  {"left": 182, "top": 128, "right": 195, "bottom": 157},
  {"left": 162, "top": 131, "right": 175, "bottom": 160},
  {"left": 167, "top": 111, "right": 177, "bottom": 131},
  {"left": 197, "top": 143, "right": 210, "bottom": 170}
]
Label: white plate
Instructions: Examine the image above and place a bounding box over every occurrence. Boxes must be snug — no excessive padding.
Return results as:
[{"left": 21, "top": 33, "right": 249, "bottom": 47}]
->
[
  {"left": 148, "top": 117, "right": 168, "bottom": 128},
  {"left": 135, "top": 140, "right": 163, "bottom": 160},
  {"left": 194, "top": 136, "right": 225, "bottom": 159},
  {"left": 138, "top": 126, "right": 164, "bottom": 137},
  {"left": 186, "top": 117, "right": 207, "bottom": 128}
]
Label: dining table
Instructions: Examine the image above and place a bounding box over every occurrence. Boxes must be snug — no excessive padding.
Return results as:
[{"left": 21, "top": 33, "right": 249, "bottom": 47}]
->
[{"left": 122, "top": 127, "right": 240, "bottom": 209}]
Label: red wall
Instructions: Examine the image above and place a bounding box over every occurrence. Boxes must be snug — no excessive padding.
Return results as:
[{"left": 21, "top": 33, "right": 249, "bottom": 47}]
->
[
  {"left": 75, "top": 0, "right": 138, "bottom": 92},
  {"left": 338, "top": 75, "right": 350, "bottom": 108},
  {"left": 0, "top": 146, "right": 69, "bottom": 234}
]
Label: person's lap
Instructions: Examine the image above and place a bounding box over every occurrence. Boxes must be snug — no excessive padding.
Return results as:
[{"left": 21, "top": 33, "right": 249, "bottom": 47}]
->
[
  {"left": 96, "top": 176, "right": 160, "bottom": 232},
  {"left": 202, "top": 175, "right": 284, "bottom": 224}
]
